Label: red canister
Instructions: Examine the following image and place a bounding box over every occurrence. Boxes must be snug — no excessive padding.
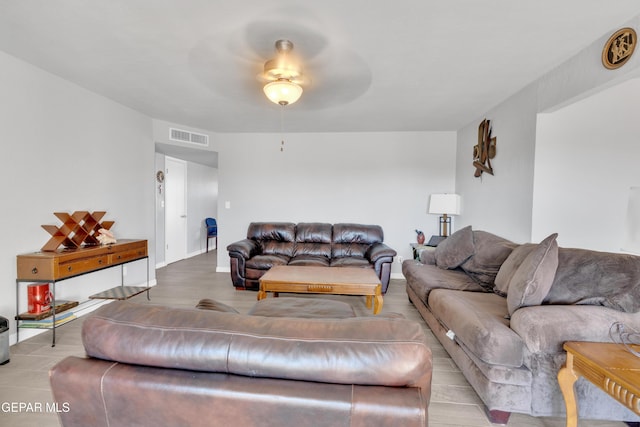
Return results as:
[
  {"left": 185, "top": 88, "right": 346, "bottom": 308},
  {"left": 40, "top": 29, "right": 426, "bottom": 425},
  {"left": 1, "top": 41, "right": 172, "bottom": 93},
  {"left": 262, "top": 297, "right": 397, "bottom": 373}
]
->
[{"left": 27, "top": 284, "right": 52, "bottom": 314}]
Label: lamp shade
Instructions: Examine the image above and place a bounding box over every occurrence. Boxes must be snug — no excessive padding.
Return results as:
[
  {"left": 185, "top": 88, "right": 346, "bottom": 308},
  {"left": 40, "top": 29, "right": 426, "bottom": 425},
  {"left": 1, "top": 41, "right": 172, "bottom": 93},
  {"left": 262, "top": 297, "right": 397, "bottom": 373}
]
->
[
  {"left": 428, "top": 194, "right": 461, "bottom": 215},
  {"left": 263, "top": 79, "right": 303, "bottom": 106}
]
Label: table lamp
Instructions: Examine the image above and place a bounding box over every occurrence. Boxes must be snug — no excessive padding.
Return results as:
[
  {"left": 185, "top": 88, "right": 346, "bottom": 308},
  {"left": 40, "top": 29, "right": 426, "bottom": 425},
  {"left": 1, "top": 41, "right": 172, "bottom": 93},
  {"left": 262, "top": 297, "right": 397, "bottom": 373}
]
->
[{"left": 428, "top": 194, "right": 461, "bottom": 237}]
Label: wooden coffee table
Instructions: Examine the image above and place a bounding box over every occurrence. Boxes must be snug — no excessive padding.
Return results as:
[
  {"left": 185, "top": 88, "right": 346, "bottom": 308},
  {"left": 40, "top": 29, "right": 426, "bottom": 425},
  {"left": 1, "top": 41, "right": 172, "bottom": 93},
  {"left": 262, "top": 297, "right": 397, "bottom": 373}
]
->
[
  {"left": 257, "top": 265, "right": 383, "bottom": 315},
  {"left": 558, "top": 341, "right": 640, "bottom": 427}
]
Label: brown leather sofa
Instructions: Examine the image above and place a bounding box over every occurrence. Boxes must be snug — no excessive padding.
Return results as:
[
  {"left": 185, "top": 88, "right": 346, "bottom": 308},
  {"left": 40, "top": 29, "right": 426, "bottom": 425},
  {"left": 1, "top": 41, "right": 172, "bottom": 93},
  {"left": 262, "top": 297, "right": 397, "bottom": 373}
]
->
[
  {"left": 50, "top": 301, "right": 432, "bottom": 427},
  {"left": 227, "top": 222, "right": 397, "bottom": 292}
]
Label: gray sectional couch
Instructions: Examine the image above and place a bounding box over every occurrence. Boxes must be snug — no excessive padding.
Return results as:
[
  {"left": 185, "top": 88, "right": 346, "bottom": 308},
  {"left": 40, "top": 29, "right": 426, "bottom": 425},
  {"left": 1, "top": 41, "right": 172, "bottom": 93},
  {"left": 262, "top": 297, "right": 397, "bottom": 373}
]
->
[{"left": 402, "top": 226, "right": 640, "bottom": 424}]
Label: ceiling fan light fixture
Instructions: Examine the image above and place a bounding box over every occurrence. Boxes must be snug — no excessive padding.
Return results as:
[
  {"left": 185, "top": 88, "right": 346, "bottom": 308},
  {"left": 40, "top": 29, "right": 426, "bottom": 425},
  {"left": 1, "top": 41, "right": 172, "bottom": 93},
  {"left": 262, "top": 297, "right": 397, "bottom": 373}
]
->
[{"left": 263, "top": 78, "right": 303, "bottom": 106}]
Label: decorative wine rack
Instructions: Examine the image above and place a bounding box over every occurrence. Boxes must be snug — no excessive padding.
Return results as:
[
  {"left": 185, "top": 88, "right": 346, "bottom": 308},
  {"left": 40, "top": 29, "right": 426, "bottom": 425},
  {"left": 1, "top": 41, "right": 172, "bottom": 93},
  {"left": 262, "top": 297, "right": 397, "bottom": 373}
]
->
[{"left": 41, "top": 211, "right": 115, "bottom": 252}]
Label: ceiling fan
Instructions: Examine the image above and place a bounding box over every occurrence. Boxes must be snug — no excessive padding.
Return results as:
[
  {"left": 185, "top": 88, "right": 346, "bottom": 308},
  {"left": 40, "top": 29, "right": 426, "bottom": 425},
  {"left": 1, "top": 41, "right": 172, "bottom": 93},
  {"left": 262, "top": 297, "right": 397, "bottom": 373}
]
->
[
  {"left": 260, "top": 39, "right": 308, "bottom": 106},
  {"left": 188, "top": 7, "right": 372, "bottom": 111}
]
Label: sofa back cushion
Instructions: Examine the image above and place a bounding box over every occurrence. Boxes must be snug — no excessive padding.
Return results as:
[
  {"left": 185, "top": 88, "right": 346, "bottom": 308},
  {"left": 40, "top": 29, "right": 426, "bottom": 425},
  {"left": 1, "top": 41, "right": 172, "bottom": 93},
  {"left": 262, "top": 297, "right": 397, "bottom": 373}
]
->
[
  {"left": 435, "top": 225, "right": 475, "bottom": 269},
  {"left": 247, "top": 222, "right": 296, "bottom": 257},
  {"left": 460, "top": 230, "right": 517, "bottom": 289},
  {"left": 293, "top": 222, "right": 332, "bottom": 258},
  {"left": 544, "top": 248, "right": 640, "bottom": 313},
  {"left": 332, "top": 223, "right": 383, "bottom": 258},
  {"left": 82, "top": 301, "right": 432, "bottom": 388}
]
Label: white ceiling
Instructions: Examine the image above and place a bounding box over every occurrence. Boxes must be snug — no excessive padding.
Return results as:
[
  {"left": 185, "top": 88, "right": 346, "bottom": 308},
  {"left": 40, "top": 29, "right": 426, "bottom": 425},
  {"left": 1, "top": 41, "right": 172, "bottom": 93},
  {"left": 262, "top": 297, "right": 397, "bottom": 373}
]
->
[{"left": 1, "top": 1, "right": 639, "bottom": 138}]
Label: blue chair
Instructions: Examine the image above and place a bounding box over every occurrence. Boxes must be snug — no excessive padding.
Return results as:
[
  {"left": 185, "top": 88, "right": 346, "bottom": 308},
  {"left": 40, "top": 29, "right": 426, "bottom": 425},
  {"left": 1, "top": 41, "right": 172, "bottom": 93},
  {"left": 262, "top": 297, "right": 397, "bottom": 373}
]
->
[{"left": 205, "top": 218, "right": 217, "bottom": 252}]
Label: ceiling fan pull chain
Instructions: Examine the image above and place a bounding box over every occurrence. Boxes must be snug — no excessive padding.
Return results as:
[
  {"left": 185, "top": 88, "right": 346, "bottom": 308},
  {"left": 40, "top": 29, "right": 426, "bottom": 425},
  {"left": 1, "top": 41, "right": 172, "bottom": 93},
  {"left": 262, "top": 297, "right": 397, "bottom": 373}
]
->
[{"left": 280, "top": 106, "right": 285, "bottom": 152}]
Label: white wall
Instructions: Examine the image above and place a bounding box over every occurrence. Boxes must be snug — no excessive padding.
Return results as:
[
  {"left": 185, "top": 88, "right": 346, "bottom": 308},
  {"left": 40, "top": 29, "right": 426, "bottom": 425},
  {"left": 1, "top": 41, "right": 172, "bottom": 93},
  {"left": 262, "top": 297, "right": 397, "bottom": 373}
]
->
[
  {"left": 456, "top": 16, "right": 640, "bottom": 244},
  {"left": 455, "top": 85, "right": 539, "bottom": 243},
  {"left": 0, "top": 51, "right": 155, "bottom": 343},
  {"left": 532, "top": 78, "right": 640, "bottom": 250},
  {"left": 216, "top": 131, "right": 457, "bottom": 276},
  {"left": 186, "top": 162, "right": 218, "bottom": 255}
]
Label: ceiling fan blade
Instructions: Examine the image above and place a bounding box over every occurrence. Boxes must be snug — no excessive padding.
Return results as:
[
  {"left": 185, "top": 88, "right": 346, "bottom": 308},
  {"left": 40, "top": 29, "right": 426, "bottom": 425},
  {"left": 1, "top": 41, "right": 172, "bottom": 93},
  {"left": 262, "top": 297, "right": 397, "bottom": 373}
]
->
[{"left": 299, "top": 47, "right": 372, "bottom": 110}]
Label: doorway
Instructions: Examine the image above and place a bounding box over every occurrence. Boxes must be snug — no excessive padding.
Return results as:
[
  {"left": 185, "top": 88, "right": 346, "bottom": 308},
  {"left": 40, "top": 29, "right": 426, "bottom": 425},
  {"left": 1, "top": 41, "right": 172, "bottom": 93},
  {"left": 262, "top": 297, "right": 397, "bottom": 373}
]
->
[{"left": 165, "top": 156, "right": 187, "bottom": 264}]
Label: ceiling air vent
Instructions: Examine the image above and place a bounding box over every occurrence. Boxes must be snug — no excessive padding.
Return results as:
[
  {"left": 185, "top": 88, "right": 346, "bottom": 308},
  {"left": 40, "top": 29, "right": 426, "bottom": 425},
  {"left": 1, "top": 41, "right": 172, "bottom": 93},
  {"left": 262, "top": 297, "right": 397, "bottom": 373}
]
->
[{"left": 169, "top": 128, "right": 209, "bottom": 147}]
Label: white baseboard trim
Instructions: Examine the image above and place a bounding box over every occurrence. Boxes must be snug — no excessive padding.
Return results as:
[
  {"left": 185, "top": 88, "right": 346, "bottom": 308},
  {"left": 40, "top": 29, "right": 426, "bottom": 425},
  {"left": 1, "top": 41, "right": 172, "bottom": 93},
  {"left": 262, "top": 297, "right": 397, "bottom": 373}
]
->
[{"left": 390, "top": 272, "right": 405, "bottom": 280}]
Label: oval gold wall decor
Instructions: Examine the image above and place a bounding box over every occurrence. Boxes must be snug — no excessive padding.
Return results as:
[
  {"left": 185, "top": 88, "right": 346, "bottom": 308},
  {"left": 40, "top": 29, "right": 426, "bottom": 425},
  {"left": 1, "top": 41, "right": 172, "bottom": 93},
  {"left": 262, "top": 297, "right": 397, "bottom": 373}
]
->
[{"left": 602, "top": 27, "right": 636, "bottom": 70}]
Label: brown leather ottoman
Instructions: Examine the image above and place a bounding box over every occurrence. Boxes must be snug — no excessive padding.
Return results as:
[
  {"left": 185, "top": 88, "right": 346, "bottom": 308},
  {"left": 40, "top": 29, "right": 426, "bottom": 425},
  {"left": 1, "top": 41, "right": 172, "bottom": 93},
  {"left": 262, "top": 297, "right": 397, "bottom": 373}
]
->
[{"left": 247, "top": 297, "right": 357, "bottom": 318}]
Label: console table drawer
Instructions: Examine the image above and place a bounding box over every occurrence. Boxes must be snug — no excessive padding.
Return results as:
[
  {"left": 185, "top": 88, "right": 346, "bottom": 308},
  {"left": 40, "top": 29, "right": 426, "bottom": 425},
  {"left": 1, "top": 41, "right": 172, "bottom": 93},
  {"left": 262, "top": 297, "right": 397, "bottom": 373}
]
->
[
  {"left": 17, "top": 258, "right": 59, "bottom": 280},
  {"left": 109, "top": 247, "right": 147, "bottom": 264},
  {"left": 58, "top": 256, "right": 109, "bottom": 279}
]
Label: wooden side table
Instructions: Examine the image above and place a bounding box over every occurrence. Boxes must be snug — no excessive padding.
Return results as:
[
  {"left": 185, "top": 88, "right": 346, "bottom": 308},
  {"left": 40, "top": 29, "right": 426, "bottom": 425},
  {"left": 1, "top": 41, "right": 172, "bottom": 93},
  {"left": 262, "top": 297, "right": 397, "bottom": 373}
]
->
[{"left": 558, "top": 341, "right": 640, "bottom": 427}]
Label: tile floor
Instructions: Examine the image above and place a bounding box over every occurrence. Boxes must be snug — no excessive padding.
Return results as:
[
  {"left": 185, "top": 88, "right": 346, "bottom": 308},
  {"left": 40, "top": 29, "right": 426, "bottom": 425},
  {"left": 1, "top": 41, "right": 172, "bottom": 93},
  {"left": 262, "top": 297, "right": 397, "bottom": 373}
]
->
[{"left": 0, "top": 251, "right": 630, "bottom": 427}]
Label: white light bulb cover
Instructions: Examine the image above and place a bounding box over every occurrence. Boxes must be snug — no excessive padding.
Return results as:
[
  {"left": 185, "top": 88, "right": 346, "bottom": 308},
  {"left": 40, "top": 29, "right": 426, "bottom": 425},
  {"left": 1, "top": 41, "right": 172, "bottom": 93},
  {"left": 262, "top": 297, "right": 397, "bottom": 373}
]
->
[{"left": 263, "top": 80, "right": 303, "bottom": 106}]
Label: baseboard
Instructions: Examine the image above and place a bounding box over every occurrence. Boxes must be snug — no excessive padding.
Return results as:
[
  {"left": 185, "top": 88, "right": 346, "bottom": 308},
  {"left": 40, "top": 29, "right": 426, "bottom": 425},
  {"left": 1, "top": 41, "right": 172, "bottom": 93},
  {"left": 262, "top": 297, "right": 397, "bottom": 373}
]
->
[
  {"left": 216, "top": 266, "right": 230, "bottom": 273},
  {"left": 390, "top": 272, "right": 404, "bottom": 280}
]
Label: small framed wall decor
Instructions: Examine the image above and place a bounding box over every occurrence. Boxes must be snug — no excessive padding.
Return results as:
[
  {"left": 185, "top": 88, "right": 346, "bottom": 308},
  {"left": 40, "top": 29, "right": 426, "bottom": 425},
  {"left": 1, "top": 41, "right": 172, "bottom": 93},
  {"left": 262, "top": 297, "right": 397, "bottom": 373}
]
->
[{"left": 602, "top": 27, "right": 636, "bottom": 70}]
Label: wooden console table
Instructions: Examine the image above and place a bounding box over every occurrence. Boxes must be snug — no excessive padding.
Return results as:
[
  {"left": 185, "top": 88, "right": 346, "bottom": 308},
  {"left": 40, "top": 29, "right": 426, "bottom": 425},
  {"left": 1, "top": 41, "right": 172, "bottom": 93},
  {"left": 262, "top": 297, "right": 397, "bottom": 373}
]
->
[
  {"left": 558, "top": 341, "right": 640, "bottom": 427},
  {"left": 16, "top": 239, "right": 149, "bottom": 346}
]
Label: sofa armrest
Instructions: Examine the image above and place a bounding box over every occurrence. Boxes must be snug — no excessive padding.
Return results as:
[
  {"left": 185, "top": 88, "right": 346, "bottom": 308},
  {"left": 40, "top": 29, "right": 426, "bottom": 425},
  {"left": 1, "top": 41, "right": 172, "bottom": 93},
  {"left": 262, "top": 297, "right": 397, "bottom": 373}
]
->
[
  {"left": 510, "top": 304, "right": 640, "bottom": 354},
  {"left": 226, "top": 239, "right": 260, "bottom": 259},
  {"left": 366, "top": 242, "right": 397, "bottom": 263}
]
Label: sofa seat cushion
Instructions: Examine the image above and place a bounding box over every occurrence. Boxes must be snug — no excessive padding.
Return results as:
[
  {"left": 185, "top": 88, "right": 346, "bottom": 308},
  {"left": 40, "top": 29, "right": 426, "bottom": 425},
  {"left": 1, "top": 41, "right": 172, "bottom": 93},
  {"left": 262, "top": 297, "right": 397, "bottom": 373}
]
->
[
  {"left": 82, "top": 301, "right": 432, "bottom": 388},
  {"left": 288, "top": 254, "right": 330, "bottom": 267},
  {"left": 510, "top": 304, "right": 640, "bottom": 354},
  {"left": 402, "top": 261, "right": 486, "bottom": 301},
  {"left": 428, "top": 289, "right": 525, "bottom": 367},
  {"left": 330, "top": 256, "right": 372, "bottom": 268},
  {"left": 246, "top": 254, "right": 290, "bottom": 270},
  {"left": 247, "top": 297, "right": 356, "bottom": 318}
]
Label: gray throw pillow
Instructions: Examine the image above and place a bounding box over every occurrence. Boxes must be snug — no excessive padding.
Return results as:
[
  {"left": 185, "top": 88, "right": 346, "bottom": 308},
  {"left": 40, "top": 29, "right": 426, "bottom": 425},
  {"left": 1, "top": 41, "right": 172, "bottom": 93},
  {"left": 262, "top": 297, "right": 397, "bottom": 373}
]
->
[
  {"left": 435, "top": 225, "right": 475, "bottom": 270},
  {"left": 506, "top": 233, "right": 559, "bottom": 316},
  {"left": 494, "top": 243, "right": 537, "bottom": 296}
]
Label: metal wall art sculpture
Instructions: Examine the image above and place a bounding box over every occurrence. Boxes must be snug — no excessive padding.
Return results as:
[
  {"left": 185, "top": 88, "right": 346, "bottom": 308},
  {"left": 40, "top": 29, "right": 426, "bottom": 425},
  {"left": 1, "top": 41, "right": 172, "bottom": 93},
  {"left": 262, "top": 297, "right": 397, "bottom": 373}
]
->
[{"left": 473, "top": 118, "right": 497, "bottom": 177}]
